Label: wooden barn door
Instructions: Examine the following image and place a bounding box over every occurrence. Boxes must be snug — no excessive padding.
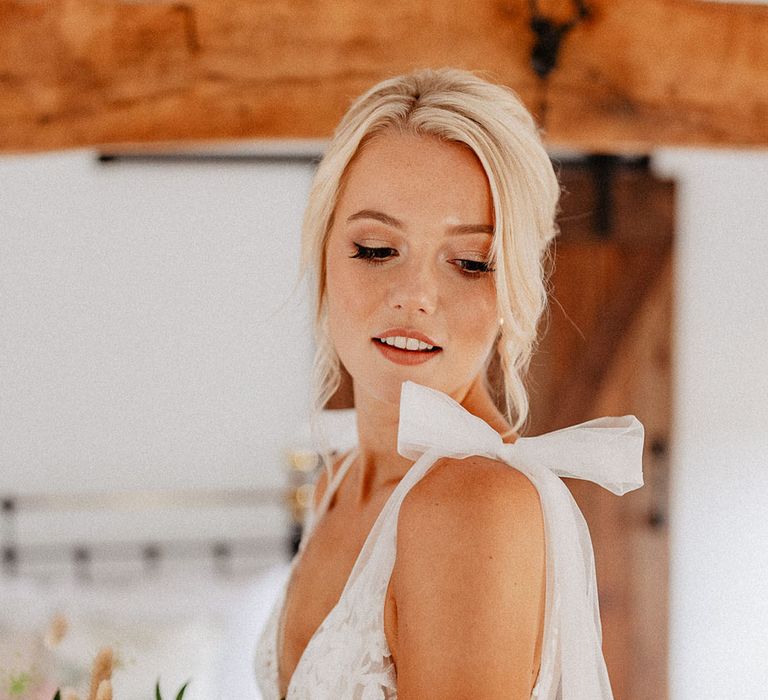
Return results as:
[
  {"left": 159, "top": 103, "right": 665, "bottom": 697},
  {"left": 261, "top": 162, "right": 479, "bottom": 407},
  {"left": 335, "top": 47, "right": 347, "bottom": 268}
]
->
[{"left": 511, "top": 155, "right": 672, "bottom": 700}]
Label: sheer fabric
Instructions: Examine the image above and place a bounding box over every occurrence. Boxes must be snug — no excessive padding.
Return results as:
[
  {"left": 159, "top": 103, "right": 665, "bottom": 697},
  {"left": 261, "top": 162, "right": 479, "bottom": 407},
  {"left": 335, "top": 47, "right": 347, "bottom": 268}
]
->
[{"left": 254, "top": 380, "right": 645, "bottom": 699}]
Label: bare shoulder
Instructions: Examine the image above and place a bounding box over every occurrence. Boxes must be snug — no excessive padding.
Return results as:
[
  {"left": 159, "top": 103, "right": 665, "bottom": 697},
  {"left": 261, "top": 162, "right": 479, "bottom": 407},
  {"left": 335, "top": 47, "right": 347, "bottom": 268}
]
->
[
  {"left": 396, "top": 454, "right": 545, "bottom": 572},
  {"left": 400, "top": 454, "right": 543, "bottom": 525},
  {"left": 393, "top": 455, "right": 546, "bottom": 697}
]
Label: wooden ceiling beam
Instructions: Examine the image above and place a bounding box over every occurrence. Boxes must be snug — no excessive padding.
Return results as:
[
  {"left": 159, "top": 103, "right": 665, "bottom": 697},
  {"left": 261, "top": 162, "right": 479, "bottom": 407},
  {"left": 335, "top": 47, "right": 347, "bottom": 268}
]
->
[{"left": 1, "top": 0, "right": 766, "bottom": 154}]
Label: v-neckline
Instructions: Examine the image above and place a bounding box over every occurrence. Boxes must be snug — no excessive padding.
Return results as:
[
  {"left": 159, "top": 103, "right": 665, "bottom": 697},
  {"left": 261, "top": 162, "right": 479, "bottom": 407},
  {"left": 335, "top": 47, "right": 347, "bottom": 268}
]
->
[{"left": 277, "top": 446, "right": 367, "bottom": 699}]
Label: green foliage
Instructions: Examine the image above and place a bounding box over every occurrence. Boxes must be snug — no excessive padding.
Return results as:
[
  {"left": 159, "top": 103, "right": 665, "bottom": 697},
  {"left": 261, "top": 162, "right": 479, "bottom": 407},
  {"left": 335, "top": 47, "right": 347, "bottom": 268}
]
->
[
  {"left": 155, "top": 678, "right": 191, "bottom": 700},
  {"left": 49, "top": 677, "right": 191, "bottom": 700},
  {"left": 7, "top": 671, "right": 32, "bottom": 696}
]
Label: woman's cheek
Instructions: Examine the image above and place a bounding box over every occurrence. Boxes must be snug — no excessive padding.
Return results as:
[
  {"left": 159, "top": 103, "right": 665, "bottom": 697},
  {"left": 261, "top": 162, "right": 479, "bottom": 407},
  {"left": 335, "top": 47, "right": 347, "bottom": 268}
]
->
[{"left": 459, "top": 283, "right": 497, "bottom": 325}]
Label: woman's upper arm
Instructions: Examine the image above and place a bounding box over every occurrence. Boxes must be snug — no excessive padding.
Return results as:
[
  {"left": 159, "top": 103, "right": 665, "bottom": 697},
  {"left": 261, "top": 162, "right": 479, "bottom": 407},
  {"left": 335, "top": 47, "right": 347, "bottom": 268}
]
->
[{"left": 392, "top": 456, "right": 546, "bottom": 700}]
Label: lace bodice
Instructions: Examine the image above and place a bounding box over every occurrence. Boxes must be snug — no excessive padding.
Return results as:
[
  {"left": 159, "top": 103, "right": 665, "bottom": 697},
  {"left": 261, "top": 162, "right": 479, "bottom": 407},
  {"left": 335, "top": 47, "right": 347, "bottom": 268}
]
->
[
  {"left": 254, "top": 380, "right": 645, "bottom": 699},
  {"left": 254, "top": 446, "right": 397, "bottom": 700}
]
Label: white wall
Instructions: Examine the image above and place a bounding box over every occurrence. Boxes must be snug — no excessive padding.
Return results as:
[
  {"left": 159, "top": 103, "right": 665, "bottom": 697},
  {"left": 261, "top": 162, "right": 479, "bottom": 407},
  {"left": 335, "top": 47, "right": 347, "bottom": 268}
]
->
[
  {"left": 653, "top": 148, "right": 768, "bottom": 699},
  {"left": 2, "top": 145, "right": 767, "bottom": 697},
  {"left": 0, "top": 148, "right": 315, "bottom": 549}
]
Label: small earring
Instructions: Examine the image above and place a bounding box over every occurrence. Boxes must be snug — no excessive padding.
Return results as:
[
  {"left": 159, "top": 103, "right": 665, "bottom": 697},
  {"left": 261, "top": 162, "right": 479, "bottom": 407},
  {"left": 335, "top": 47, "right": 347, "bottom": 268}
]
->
[{"left": 498, "top": 317, "right": 504, "bottom": 326}]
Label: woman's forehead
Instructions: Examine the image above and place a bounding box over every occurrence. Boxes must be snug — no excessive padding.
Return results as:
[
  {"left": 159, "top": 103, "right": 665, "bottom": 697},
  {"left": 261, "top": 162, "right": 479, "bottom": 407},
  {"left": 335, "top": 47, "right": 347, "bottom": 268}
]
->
[{"left": 334, "top": 132, "right": 494, "bottom": 225}]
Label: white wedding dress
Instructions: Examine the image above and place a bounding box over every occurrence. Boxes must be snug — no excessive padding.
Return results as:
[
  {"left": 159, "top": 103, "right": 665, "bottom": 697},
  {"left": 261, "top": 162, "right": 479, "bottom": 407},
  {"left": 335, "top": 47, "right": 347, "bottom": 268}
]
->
[{"left": 254, "top": 380, "right": 645, "bottom": 699}]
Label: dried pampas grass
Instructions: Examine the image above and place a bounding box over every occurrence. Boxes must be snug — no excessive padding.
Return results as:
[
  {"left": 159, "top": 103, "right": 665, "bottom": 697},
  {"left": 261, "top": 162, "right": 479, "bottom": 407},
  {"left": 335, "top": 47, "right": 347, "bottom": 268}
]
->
[{"left": 87, "top": 647, "right": 113, "bottom": 700}]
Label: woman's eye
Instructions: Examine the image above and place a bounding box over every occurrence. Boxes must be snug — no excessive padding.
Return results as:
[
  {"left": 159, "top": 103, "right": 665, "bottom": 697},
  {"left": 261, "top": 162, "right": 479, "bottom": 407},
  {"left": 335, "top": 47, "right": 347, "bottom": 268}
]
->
[
  {"left": 455, "top": 259, "right": 496, "bottom": 276},
  {"left": 349, "top": 244, "right": 495, "bottom": 277},
  {"left": 349, "top": 244, "right": 395, "bottom": 264}
]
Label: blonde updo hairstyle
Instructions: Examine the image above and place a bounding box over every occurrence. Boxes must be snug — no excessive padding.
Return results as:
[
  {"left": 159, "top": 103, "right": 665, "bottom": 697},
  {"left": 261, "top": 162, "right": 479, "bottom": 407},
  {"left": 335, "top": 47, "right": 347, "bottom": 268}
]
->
[{"left": 298, "top": 67, "right": 561, "bottom": 482}]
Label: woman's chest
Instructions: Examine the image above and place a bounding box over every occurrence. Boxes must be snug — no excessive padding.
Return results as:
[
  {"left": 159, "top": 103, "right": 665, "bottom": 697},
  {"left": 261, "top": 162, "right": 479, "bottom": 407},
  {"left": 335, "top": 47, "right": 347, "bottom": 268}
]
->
[{"left": 278, "top": 497, "right": 399, "bottom": 697}]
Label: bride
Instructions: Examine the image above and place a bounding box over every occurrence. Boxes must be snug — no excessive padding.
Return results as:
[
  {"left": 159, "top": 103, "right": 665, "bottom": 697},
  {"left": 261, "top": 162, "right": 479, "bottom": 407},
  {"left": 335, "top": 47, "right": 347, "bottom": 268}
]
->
[{"left": 254, "top": 67, "right": 644, "bottom": 699}]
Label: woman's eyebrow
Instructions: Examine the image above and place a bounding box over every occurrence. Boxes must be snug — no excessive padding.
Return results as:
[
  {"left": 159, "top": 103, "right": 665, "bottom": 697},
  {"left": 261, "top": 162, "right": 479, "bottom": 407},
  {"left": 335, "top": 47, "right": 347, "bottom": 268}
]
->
[
  {"left": 347, "top": 209, "right": 403, "bottom": 228},
  {"left": 347, "top": 209, "right": 492, "bottom": 236},
  {"left": 448, "top": 223, "right": 494, "bottom": 236}
]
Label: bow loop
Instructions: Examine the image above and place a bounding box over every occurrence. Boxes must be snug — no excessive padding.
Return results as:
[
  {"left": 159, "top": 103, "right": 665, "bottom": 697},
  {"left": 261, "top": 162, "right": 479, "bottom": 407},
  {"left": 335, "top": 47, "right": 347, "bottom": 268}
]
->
[
  {"left": 397, "top": 380, "right": 505, "bottom": 461},
  {"left": 496, "top": 416, "right": 645, "bottom": 496},
  {"left": 398, "top": 380, "right": 644, "bottom": 495}
]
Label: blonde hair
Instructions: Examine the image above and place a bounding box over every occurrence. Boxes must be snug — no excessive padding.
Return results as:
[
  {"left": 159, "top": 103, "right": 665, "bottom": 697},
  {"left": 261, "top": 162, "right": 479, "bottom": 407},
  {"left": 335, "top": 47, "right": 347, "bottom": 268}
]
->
[{"left": 297, "top": 67, "right": 561, "bottom": 478}]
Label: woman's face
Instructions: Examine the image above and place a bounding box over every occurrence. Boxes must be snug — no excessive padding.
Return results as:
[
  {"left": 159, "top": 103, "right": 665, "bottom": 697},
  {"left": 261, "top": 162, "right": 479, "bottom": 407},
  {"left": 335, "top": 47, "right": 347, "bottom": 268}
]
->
[{"left": 324, "top": 131, "right": 500, "bottom": 406}]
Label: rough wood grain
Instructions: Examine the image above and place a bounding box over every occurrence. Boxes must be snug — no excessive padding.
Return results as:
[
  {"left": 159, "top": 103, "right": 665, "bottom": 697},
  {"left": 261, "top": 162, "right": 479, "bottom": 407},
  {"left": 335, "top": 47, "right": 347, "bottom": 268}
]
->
[{"left": 0, "top": 0, "right": 766, "bottom": 153}]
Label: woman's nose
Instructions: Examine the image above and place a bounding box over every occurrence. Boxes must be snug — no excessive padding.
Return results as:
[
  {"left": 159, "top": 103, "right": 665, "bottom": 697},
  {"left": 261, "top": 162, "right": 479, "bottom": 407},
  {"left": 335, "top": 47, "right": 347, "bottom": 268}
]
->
[{"left": 386, "top": 260, "right": 438, "bottom": 314}]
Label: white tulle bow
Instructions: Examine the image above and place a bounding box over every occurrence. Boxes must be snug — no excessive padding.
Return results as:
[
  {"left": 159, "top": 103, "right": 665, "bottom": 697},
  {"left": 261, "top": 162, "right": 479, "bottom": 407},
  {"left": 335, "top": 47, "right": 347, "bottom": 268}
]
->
[{"left": 396, "top": 380, "right": 645, "bottom": 700}]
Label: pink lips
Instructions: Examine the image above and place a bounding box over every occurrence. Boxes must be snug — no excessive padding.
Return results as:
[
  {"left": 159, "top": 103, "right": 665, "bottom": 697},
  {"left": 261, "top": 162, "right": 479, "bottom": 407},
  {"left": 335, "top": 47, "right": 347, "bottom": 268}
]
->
[{"left": 372, "top": 338, "right": 442, "bottom": 366}]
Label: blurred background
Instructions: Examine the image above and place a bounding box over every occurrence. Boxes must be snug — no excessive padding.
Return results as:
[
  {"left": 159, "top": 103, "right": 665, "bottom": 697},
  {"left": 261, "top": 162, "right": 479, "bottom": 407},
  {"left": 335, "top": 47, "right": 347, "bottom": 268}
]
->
[{"left": 1, "top": 1, "right": 766, "bottom": 698}]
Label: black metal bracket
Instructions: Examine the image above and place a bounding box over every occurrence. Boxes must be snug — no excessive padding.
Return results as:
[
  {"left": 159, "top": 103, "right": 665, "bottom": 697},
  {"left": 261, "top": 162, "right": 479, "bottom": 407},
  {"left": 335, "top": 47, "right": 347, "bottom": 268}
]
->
[
  {"left": 529, "top": 0, "right": 591, "bottom": 79},
  {"left": 580, "top": 153, "right": 651, "bottom": 238},
  {"left": 587, "top": 154, "right": 617, "bottom": 237}
]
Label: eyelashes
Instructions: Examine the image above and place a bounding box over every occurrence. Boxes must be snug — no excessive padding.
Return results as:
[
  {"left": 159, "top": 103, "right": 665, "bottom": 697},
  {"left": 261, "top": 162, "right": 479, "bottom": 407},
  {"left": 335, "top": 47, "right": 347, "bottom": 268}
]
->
[
  {"left": 349, "top": 244, "right": 495, "bottom": 277},
  {"left": 349, "top": 244, "right": 394, "bottom": 263}
]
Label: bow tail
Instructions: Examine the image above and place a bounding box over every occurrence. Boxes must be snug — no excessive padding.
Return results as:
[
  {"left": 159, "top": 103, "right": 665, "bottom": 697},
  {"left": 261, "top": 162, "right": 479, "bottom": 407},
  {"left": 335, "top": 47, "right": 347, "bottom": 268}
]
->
[{"left": 515, "top": 463, "right": 615, "bottom": 700}]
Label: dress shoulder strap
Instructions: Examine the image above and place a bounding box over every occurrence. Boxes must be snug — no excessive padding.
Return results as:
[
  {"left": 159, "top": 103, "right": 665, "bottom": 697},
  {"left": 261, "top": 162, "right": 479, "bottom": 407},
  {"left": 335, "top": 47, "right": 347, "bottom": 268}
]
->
[{"left": 300, "top": 447, "right": 359, "bottom": 550}]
